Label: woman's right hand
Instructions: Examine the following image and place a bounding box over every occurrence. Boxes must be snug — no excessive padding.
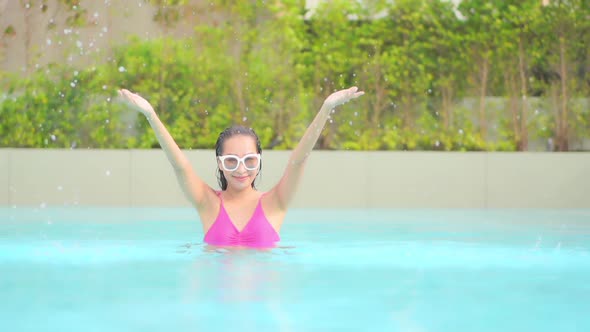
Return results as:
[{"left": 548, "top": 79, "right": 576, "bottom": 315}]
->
[
  {"left": 118, "top": 89, "right": 156, "bottom": 118},
  {"left": 322, "top": 86, "right": 365, "bottom": 110}
]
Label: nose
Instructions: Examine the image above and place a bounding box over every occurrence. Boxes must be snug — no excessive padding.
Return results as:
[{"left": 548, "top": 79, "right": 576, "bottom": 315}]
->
[{"left": 235, "top": 160, "right": 248, "bottom": 173}]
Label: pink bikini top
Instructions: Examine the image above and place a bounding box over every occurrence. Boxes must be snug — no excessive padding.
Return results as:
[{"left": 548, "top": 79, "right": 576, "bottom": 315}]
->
[{"left": 203, "top": 192, "right": 280, "bottom": 248}]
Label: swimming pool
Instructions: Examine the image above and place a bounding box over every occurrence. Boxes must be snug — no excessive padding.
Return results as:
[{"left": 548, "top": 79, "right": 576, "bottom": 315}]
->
[{"left": 1, "top": 207, "right": 589, "bottom": 331}]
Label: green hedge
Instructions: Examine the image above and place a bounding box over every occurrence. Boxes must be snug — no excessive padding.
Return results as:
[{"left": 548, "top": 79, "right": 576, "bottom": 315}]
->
[{"left": 1, "top": 0, "right": 588, "bottom": 151}]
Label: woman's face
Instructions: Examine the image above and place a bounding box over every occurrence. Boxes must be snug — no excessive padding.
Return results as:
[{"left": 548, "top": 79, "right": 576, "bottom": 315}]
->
[{"left": 218, "top": 135, "right": 260, "bottom": 191}]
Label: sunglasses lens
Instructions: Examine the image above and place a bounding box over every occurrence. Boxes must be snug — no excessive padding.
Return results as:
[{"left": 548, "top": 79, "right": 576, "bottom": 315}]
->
[
  {"left": 244, "top": 155, "right": 259, "bottom": 170},
  {"left": 222, "top": 157, "right": 239, "bottom": 171}
]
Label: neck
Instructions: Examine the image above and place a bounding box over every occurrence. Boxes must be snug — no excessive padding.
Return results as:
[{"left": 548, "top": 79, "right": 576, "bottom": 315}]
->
[{"left": 223, "top": 186, "right": 256, "bottom": 200}]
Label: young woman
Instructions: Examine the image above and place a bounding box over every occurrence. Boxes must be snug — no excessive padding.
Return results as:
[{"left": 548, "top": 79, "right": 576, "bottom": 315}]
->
[{"left": 119, "top": 86, "right": 364, "bottom": 248}]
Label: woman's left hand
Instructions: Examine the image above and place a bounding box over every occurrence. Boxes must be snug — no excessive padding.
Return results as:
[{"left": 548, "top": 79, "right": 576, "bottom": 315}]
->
[
  {"left": 323, "top": 86, "right": 365, "bottom": 109},
  {"left": 118, "top": 89, "right": 156, "bottom": 118}
]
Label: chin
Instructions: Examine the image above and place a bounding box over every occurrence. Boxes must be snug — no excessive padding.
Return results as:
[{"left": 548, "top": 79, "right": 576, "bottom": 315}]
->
[{"left": 230, "top": 181, "right": 253, "bottom": 191}]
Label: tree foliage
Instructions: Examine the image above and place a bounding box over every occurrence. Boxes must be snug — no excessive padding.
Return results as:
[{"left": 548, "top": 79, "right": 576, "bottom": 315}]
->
[{"left": 1, "top": 0, "right": 588, "bottom": 151}]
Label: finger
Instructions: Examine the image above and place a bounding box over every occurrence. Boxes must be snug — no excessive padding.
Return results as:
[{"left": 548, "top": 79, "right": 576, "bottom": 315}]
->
[
  {"left": 118, "top": 89, "right": 129, "bottom": 98},
  {"left": 120, "top": 89, "right": 133, "bottom": 99},
  {"left": 122, "top": 89, "right": 139, "bottom": 98},
  {"left": 119, "top": 90, "right": 137, "bottom": 104}
]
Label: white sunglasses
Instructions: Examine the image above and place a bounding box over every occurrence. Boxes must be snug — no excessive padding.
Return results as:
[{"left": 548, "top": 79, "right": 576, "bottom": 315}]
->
[{"left": 217, "top": 153, "right": 261, "bottom": 172}]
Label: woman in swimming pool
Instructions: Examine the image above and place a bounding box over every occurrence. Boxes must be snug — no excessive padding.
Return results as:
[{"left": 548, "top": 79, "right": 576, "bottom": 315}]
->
[{"left": 118, "top": 86, "right": 364, "bottom": 248}]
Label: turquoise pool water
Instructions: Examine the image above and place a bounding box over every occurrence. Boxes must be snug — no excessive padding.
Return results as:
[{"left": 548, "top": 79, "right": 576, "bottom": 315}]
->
[{"left": 1, "top": 208, "right": 589, "bottom": 332}]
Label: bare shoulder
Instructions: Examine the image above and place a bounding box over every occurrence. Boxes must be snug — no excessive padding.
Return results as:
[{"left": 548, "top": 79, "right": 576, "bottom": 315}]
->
[
  {"left": 195, "top": 186, "right": 220, "bottom": 211},
  {"left": 260, "top": 189, "right": 288, "bottom": 231},
  {"left": 260, "top": 188, "right": 284, "bottom": 212},
  {"left": 195, "top": 186, "right": 221, "bottom": 230}
]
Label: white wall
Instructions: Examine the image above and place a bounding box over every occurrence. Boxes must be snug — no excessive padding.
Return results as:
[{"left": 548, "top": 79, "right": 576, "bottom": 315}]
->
[{"left": 1, "top": 149, "right": 588, "bottom": 208}]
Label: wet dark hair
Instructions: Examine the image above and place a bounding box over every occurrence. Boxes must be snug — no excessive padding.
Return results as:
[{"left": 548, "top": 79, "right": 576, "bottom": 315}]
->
[{"left": 215, "top": 125, "right": 262, "bottom": 190}]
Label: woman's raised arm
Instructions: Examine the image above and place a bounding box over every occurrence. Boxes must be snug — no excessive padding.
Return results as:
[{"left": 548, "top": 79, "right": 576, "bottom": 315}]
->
[
  {"left": 268, "top": 86, "right": 364, "bottom": 210},
  {"left": 118, "top": 89, "right": 215, "bottom": 209}
]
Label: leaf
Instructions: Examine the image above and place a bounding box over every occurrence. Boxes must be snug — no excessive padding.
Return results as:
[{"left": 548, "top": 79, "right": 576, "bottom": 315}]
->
[{"left": 3, "top": 25, "right": 16, "bottom": 37}]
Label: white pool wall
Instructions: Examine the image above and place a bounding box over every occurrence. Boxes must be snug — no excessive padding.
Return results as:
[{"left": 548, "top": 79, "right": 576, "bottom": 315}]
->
[{"left": 0, "top": 149, "right": 588, "bottom": 208}]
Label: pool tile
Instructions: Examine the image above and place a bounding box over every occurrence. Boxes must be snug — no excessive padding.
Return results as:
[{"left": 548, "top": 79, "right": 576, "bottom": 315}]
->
[
  {"left": 130, "top": 149, "right": 191, "bottom": 207},
  {"left": 487, "top": 152, "right": 590, "bottom": 208},
  {"left": 0, "top": 149, "right": 9, "bottom": 205},
  {"left": 367, "top": 152, "right": 487, "bottom": 208},
  {"left": 289, "top": 151, "right": 368, "bottom": 208},
  {"left": 9, "top": 149, "right": 130, "bottom": 207}
]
